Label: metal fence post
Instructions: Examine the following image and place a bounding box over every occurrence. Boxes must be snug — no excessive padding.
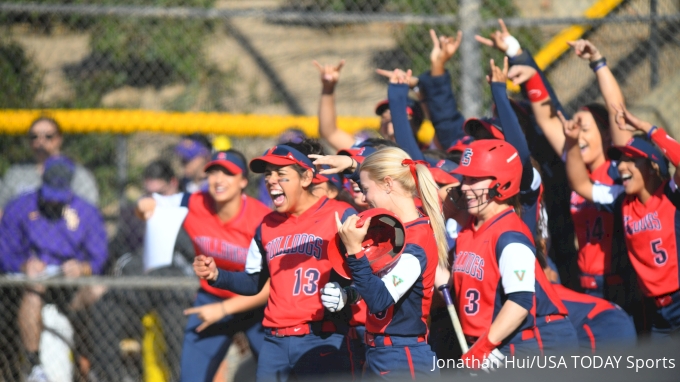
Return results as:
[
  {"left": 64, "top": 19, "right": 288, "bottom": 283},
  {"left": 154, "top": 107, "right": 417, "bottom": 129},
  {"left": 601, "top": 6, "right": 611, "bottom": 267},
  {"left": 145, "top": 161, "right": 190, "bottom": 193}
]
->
[
  {"left": 117, "top": 134, "right": 128, "bottom": 206},
  {"left": 650, "top": 0, "right": 659, "bottom": 89},
  {"left": 459, "top": 0, "right": 482, "bottom": 118}
]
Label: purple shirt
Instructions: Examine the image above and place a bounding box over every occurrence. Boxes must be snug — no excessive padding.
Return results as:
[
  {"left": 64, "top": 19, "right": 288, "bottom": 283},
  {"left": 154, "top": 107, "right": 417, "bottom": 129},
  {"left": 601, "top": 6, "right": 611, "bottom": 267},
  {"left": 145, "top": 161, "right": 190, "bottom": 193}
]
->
[{"left": 0, "top": 191, "right": 108, "bottom": 274}]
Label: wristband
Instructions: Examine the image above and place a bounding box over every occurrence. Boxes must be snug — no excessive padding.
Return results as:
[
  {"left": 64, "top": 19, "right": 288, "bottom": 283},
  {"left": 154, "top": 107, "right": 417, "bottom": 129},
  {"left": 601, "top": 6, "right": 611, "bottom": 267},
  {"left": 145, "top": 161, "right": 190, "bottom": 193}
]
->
[
  {"left": 503, "top": 35, "right": 521, "bottom": 57},
  {"left": 524, "top": 72, "right": 549, "bottom": 102},
  {"left": 589, "top": 57, "right": 607, "bottom": 72},
  {"left": 647, "top": 125, "right": 658, "bottom": 139}
]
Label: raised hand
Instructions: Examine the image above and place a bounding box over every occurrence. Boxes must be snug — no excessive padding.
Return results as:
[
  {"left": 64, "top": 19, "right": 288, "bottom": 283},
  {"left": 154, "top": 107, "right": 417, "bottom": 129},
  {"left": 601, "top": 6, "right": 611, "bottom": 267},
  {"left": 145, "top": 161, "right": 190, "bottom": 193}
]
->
[
  {"left": 486, "top": 57, "right": 509, "bottom": 84},
  {"left": 308, "top": 154, "right": 356, "bottom": 174},
  {"left": 375, "top": 68, "right": 419, "bottom": 88},
  {"left": 475, "top": 19, "right": 520, "bottom": 56},
  {"left": 313, "top": 60, "right": 345, "bottom": 92},
  {"left": 507, "top": 64, "right": 537, "bottom": 86},
  {"left": 430, "top": 29, "right": 463, "bottom": 75},
  {"left": 558, "top": 110, "right": 580, "bottom": 143},
  {"left": 567, "top": 39, "right": 603, "bottom": 62},
  {"left": 611, "top": 103, "right": 653, "bottom": 133},
  {"left": 184, "top": 302, "right": 227, "bottom": 332},
  {"left": 335, "top": 212, "right": 370, "bottom": 255},
  {"left": 193, "top": 255, "right": 218, "bottom": 282}
]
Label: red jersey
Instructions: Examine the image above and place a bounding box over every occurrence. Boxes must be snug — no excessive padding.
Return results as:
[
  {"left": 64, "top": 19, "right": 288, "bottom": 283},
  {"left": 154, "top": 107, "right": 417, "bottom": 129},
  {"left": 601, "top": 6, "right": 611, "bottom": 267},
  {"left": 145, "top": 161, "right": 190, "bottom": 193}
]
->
[
  {"left": 364, "top": 217, "right": 438, "bottom": 336},
  {"left": 454, "top": 208, "right": 567, "bottom": 338},
  {"left": 571, "top": 160, "right": 618, "bottom": 277},
  {"left": 256, "top": 197, "right": 356, "bottom": 328},
  {"left": 182, "top": 193, "right": 270, "bottom": 298},
  {"left": 622, "top": 182, "right": 680, "bottom": 297}
]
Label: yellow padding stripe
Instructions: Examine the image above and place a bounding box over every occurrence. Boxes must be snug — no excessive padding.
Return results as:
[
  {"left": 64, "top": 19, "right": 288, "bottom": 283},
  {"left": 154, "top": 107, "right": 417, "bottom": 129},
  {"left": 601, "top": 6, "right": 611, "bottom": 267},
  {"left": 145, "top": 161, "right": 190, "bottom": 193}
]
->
[{"left": 0, "top": 109, "right": 435, "bottom": 142}]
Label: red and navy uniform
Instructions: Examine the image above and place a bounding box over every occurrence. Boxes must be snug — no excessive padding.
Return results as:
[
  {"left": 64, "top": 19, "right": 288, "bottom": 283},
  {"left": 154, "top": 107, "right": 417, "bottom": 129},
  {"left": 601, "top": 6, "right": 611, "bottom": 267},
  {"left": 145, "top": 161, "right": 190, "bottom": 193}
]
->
[
  {"left": 346, "top": 217, "right": 439, "bottom": 380},
  {"left": 454, "top": 208, "right": 578, "bottom": 356},
  {"left": 571, "top": 160, "right": 621, "bottom": 296},
  {"left": 552, "top": 283, "right": 636, "bottom": 352},
  {"left": 210, "top": 196, "right": 357, "bottom": 381},
  {"left": 178, "top": 192, "right": 270, "bottom": 382}
]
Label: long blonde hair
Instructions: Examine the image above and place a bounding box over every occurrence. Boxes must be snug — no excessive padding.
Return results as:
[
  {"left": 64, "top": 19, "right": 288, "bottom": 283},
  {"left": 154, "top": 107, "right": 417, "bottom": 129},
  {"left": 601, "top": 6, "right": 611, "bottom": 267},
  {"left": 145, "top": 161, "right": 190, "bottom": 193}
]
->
[{"left": 360, "top": 147, "right": 449, "bottom": 268}]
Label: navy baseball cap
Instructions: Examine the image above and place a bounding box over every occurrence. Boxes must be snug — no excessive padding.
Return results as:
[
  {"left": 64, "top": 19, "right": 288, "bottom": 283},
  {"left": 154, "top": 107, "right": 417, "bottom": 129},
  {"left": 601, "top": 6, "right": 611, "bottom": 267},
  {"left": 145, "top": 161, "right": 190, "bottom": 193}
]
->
[
  {"left": 337, "top": 145, "right": 378, "bottom": 164},
  {"left": 447, "top": 135, "right": 475, "bottom": 153},
  {"left": 249, "top": 145, "right": 316, "bottom": 175},
  {"left": 41, "top": 156, "right": 75, "bottom": 203},
  {"left": 424, "top": 157, "right": 461, "bottom": 185},
  {"left": 313, "top": 165, "right": 345, "bottom": 190},
  {"left": 607, "top": 136, "right": 669, "bottom": 177},
  {"left": 464, "top": 117, "right": 505, "bottom": 140},
  {"left": 204, "top": 151, "right": 248, "bottom": 175},
  {"left": 175, "top": 138, "right": 210, "bottom": 161}
]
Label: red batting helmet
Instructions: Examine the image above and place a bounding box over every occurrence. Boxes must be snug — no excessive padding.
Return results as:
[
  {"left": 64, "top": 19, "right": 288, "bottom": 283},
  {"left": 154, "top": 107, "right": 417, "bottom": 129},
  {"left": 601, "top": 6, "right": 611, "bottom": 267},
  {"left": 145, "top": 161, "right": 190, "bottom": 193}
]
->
[
  {"left": 451, "top": 139, "right": 522, "bottom": 201},
  {"left": 328, "top": 208, "right": 407, "bottom": 279}
]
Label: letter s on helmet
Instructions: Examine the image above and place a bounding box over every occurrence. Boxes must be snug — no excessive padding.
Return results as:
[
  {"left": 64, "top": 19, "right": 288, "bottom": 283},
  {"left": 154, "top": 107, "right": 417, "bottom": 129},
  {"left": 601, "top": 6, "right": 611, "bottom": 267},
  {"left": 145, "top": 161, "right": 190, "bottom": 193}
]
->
[
  {"left": 451, "top": 139, "right": 522, "bottom": 201},
  {"left": 328, "top": 208, "right": 407, "bottom": 278}
]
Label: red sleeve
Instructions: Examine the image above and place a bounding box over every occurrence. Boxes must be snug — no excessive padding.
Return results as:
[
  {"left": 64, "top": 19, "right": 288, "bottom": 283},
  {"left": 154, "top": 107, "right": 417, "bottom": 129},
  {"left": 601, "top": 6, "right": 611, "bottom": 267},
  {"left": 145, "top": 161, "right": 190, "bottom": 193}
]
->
[{"left": 650, "top": 127, "right": 680, "bottom": 167}]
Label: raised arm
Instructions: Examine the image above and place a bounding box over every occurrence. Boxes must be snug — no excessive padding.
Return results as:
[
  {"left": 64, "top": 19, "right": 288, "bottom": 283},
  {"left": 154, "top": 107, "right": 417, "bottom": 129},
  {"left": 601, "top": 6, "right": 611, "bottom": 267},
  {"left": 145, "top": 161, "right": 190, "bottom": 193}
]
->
[
  {"left": 387, "top": 69, "right": 425, "bottom": 161},
  {"left": 568, "top": 39, "right": 632, "bottom": 146},
  {"left": 560, "top": 111, "right": 595, "bottom": 202},
  {"left": 314, "top": 60, "right": 355, "bottom": 151}
]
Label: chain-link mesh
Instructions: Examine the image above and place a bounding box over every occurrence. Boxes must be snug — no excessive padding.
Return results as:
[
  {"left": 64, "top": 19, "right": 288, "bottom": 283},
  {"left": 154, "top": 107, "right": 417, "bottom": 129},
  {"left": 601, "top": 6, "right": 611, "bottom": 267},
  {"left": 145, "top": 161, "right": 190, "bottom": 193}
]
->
[{"left": 2, "top": 0, "right": 680, "bottom": 381}]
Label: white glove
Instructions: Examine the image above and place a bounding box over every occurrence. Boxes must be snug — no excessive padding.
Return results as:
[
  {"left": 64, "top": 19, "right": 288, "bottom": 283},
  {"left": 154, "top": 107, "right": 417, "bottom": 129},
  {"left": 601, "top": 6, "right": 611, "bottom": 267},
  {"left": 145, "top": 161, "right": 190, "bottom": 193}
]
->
[
  {"left": 320, "top": 282, "right": 347, "bottom": 312},
  {"left": 481, "top": 349, "right": 505, "bottom": 372}
]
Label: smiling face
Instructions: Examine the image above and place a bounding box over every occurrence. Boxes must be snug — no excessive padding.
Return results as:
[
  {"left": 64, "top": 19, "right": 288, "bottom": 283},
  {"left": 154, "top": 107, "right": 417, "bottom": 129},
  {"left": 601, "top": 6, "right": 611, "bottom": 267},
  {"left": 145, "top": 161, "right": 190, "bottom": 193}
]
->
[
  {"left": 617, "top": 156, "right": 651, "bottom": 195},
  {"left": 359, "top": 171, "right": 391, "bottom": 210},
  {"left": 206, "top": 166, "right": 247, "bottom": 204},
  {"left": 264, "top": 164, "right": 312, "bottom": 213},
  {"left": 349, "top": 179, "right": 368, "bottom": 208},
  {"left": 460, "top": 176, "right": 494, "bottom": 215},
  {"left": 574, "top": 110, "right": 607, "bottom": 167}
]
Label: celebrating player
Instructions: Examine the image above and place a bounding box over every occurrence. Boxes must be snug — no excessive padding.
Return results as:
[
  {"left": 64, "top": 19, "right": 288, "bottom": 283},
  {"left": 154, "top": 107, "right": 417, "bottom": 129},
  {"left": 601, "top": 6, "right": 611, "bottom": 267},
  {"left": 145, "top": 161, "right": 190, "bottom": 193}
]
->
[
  {"left": 193, "top": 140, "right": 358, "bottom": 381},
  {"left": 451, "top": 139, "right": 577, "bottom": 368},
  {"left": 562, "top": 105, "right": 680, "bottom": 339},
  {"left": 325, "top": 146, "right": 448, "bottom": 379},
  {"left": 136, "top": 150, "right": 271, "bottom": 382}
]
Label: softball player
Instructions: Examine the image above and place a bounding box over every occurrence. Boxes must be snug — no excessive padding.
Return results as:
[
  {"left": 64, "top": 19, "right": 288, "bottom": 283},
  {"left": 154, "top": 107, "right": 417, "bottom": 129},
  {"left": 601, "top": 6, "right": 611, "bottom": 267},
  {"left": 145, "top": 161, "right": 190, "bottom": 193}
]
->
[
  {"left": 451, "top": 139, "right": 577, "bottom": 368},
  {"left": 193, "top": 140, "right": 358, "bottom": 381},
  {"left": 329, "top": 146, "right": 449, "bottom": 380},
  {"left": 137, "top": 150, "right": 270, "bottom": 382},
  {"left": 562, "top": 106, "right": 680, "bottom": 339}
]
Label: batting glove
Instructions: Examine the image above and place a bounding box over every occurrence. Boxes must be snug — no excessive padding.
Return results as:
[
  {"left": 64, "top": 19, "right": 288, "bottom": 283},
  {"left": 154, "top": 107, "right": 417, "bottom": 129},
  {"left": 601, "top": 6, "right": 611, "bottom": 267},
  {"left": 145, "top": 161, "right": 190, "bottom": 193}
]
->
[
  {"left": 320, "top": 282, "right": 347, "bottom": 312},
  {"left": 461, "top": 332, "right": 504, "bottom": 372}
]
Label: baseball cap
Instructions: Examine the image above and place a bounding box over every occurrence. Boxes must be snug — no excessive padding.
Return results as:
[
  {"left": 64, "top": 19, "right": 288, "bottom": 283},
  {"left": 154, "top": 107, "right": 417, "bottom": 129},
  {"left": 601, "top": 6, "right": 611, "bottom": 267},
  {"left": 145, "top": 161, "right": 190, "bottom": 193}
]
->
[
  {"left": 464, "top": 117, "right": 505, "bottom": 140},
  {"left": 337, "top": 145, "right": 378, "bottom": 165},
  {"left": 313, "top": 165, "right": 344, "bottom": 190},
  {"left": 175, "top": 138, "right": 210, "bottom": 161},
  {"left": 41, "top": 156, "right": 75, "bottom": 203},
  {"left": 447, "top": 135, "right": 475, "bottom": 153},
  {"left": 424, "top": 157, "right": 461, "bottom": 185},
  {"left": 204, "top": 151, "right": 248, "bottom": 175},
  {"left": 374, "top": 99, "right": 424, "bottom": 126},
  {"left": 607, "top": 136, "right": 669, "bottom": 177},
  {"left": 249, "top": 145, "right": 316, "bottom": 175}
]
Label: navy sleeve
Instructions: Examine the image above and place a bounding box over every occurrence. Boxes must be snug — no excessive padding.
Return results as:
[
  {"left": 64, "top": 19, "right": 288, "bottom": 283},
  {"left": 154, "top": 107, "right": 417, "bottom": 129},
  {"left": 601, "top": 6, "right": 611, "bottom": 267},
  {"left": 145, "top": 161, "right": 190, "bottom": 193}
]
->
[
  {"left": 389, "top": 83, "right": 424, "bottom": 161},
  {"left": 180, "top": 192, "right": 191, "bottom": 207},
  {"left": 491, "top": 82, "right": 534, "bottom": 192},
  {"left": 341, "top": 207, "right": 358, "bottom": 223},
  {"left": 418, "top": 70, "right": 466, "bottom": 149},
  {"left": 346, "top": 255, "right": 396, "bottom": 313},
  {"left": 664, "top": 181, "right": 680, "bottom": 208},
  {"left": 507, "top": 291, "right": 534, "bottom": 311},
  {"left": 209, "top": 269, "right": 261, "bottom": 296},
  {"left": 509, "top": 49, "right": 568, "bottom": 119}
]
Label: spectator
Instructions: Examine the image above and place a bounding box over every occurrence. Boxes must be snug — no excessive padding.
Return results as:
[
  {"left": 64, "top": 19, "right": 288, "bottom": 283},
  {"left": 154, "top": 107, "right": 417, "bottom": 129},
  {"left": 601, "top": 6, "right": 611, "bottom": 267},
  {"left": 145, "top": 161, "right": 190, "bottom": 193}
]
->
[
  {"left": 0, "top": 156, "right": 108, "bottom": 381},
  {"left": 175, "top": 134, "right": 212, "bottom": 193},
  {"left": 0, "top": 117, "right": 99, "bottom": 215}
]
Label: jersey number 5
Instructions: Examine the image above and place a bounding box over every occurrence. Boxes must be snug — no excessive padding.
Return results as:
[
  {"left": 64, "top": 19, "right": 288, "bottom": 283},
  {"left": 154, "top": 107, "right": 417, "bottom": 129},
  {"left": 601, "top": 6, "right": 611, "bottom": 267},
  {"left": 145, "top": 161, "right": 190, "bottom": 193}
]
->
[
  {"left": 651, "top": 239, "right": 668, "bottom": 266},
  {"left": 293, "top": 268, "right": 320, "bottom": 295},
  {"left": 464, "top": 288, "right": 480, "bottom": 315}
]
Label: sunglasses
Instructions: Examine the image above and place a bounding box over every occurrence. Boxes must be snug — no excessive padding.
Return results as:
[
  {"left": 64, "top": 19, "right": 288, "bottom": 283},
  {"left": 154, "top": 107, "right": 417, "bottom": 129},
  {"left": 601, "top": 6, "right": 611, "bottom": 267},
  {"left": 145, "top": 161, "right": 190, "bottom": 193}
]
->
[{"left": 29, "top": 133, "right": 57, "bottom": 141}]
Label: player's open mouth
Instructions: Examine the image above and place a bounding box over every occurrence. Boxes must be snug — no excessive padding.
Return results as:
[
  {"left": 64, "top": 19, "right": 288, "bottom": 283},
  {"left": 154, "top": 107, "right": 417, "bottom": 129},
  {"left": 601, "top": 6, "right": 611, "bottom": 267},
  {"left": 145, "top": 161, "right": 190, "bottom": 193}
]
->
[
  {"left": 270, "top": 190, "right": 285, "bottom": 207},
  {"left": 621, "top": 173, "right": 632, "bottom": 186},
  {"left": 579, "top": 143, "right": 588, "bottom": 154}
]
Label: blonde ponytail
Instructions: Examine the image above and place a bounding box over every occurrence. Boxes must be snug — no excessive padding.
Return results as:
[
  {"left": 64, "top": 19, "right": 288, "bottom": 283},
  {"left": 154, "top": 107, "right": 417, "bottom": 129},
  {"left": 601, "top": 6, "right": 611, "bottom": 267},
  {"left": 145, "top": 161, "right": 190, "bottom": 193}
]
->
[{"left": 360, "top": 147, "right": 449, "bottom": 269}]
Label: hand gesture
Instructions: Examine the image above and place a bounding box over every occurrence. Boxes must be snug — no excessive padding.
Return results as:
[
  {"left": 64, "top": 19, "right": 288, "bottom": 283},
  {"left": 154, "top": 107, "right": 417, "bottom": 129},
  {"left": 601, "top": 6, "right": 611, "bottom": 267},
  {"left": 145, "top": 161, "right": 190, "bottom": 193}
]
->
[
  {"left": 313, "top": 60, "right": 345, "bottom": 92},
  {"left": 375, "top": 68, "right": 419, "bottom": 88},
  {"left": 184, "top": 302, "right": 227, "bottom": 332},
  {"left": 611, "top": 103, "right": 653, "bottom": 133},
  {"left": 135, "top": 197, "right": 156, "bottom": 221},
  {"left": 24, "top": 257, "right": 46, "bottom": 278},
  {"left": 558, "top": 110, "right": 580, "bottom": 143},
  {"left": 507, "top": 65, "right": 537, "bottom": 86},
  {"left": 193, "top": 255, "right": 218, "bottom": 282},
  {"left": 62, "top": 259, "right": 83, "bottom": 278},
  {"left": 335, "top": 212, "right": 370, "bottom": 255},
  {"left": 567, "top": 39, "right": 603, "bottom": 62},
  {"left": 475, "top": 19, "right": 516, "bottom": 55},
  {"left": 430, "top": 29, "right": 463, "bottom": 65},
  {"left": 486, "top": 57, "right": 509, "bottom": 84},
  {"left": 309, "top": 154, "right": 356, "bottom": 174}
]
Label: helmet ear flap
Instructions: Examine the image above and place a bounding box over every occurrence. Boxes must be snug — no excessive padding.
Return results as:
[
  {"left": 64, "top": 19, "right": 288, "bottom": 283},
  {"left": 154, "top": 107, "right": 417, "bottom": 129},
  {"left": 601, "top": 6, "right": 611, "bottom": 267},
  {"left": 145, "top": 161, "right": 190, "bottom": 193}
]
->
[{"left": 488, "top": 184, "right": 500, "bottom": 200}]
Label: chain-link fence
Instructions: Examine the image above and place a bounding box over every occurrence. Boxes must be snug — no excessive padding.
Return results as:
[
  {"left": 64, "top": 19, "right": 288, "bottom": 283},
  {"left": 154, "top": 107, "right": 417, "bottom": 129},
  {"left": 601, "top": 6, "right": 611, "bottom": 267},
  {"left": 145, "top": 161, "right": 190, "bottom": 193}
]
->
[{"left": 1, "top": 0, "right": 680, "bottom": 381}]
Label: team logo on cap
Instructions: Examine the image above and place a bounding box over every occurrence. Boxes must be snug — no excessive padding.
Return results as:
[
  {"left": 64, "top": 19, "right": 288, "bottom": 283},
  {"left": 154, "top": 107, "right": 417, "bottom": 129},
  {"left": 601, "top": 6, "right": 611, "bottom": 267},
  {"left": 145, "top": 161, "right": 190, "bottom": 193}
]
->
[
  {"left": 436, "top": 160, "right": 445, "bottom": 168},
  {"left": 461, "top": 148, "right": 473, "bottom": 166},
  {"left": 217, "top": 152, "right": 227, "bottom": 160},
  {"left": 357, "top": 147, "right": 366, "bottom": 156}
]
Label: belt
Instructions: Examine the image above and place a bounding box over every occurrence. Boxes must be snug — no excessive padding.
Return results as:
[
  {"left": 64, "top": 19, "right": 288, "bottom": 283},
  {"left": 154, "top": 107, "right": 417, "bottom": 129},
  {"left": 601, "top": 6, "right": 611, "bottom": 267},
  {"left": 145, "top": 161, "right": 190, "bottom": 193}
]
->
[
  {"left": 654, "top": 290, "right": 680, "bottom": 308},
  {"left": 365, "top": 332, "right": 426, "bottom": 347},
  {"left": 580, "top": 274, "right": 623, "bottom": 289},
  {"left": 268, "top": 321, "right": 337, "bottom": 337}
]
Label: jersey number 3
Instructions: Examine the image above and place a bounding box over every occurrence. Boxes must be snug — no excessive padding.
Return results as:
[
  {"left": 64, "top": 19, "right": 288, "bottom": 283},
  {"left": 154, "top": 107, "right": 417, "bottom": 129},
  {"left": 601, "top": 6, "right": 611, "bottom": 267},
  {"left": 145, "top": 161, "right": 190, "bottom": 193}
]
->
[
  {"left": 464, "top": 289, "right": 480, "bottom": 315},
  {"left": 651, "top": 239, "right": 668, "bottom": 266},
  {"left": 293, "top": 268, "right": 320, "bottom": 295}
]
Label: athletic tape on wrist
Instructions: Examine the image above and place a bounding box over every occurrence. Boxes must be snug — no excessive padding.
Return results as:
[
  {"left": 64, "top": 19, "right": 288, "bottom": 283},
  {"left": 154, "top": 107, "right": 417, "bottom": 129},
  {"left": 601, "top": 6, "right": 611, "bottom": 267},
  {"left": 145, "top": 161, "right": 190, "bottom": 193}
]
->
[{"left": 503, "top": 35, "right": 521, "bottom": 57}]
